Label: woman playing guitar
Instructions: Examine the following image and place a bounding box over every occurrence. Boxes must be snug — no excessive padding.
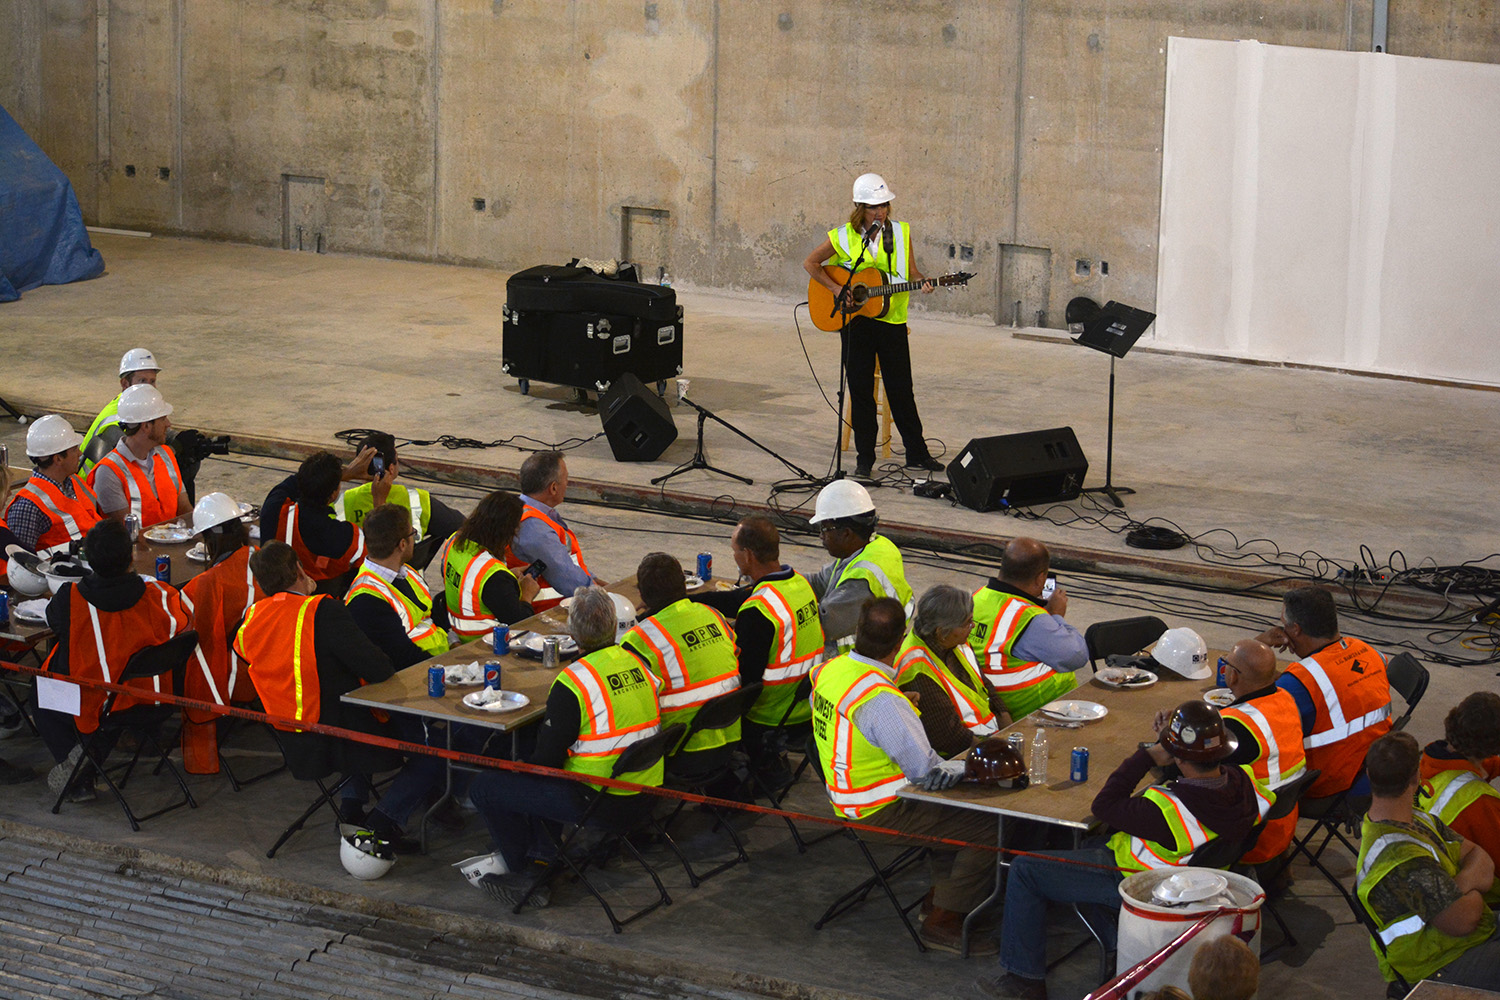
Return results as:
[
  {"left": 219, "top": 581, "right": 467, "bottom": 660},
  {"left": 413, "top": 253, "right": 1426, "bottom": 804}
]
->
[{"left": 802, "top": 172, "right": 943, "bottom": 480}]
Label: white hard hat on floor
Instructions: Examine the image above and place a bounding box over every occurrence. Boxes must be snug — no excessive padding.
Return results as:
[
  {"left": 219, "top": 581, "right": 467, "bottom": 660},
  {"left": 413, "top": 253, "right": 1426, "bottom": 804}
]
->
[
  {"left": 808, "top": 479, "right": 877, "bottom": 524},
  {"left": 340, "top": 830, "right": 396, "bottom": 880},
  {"left": 116, "top": 384, "right": 173, "bottom": 423},
  {"left": 192, "top": 492, "right": 243, "bottom": 535},
  {"left": 25, "top": 414, "right": 85, "bottom": 458},
  {"left": 852, "top": 173, "right": 894, "bottom": 205},
  {"left": 119, "top": 348, "right": 161, "bottom": 375},
  {"left": 1152, "top": 627, "right": 1211, "bottom": 680}
]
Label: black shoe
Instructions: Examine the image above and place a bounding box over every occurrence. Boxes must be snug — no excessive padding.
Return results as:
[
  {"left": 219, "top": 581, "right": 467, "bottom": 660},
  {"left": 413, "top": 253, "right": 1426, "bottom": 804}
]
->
[
  {"left": 427, "top": 797, "right": 467, "bottom": 832},
  {"left": 366, "top": 810, "right": 422, "bottom": 854},
  {"left": 0, "top": 759, "right": 36, "bottom": 785},
  {"left": 65, "top": 777, "right": 98, "bottom": 803},
  {"left": 905, "top": 455, "right": 944, "bottom": 472},
  {"left": 852, "top": 461, "right": 874, "bottom": 480},
  {"left": 339, "top": 802, "right": 369, "bottom": 827}
]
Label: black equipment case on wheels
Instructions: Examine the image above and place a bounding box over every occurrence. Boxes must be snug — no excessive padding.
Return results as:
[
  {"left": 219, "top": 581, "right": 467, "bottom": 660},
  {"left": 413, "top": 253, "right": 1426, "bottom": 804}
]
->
[{"left": 502, "top": 263, "right": 684, "bottom": 394}]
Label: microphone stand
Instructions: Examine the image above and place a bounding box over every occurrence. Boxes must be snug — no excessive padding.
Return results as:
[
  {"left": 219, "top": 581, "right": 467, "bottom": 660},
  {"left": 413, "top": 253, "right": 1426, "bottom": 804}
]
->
[
  {"left": 827, "top": 224, "right": 879, "bottom": 482},
  {"left": 651, "top": 395, "right": 814, "bottom": 487}
]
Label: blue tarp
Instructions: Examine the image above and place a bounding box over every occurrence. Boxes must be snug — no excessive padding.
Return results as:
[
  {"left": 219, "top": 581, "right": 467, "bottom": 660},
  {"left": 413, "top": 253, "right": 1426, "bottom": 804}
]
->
[{"left": 0, "top": 105, "right": 104, "bottom": 303}]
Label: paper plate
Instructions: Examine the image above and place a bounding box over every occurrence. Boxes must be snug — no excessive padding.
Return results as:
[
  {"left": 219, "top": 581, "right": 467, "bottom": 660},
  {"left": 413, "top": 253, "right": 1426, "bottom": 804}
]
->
[
  {"left": 684, "top": 574, "right": 704, "bottom": 591},
  {"left": 1152, "top": 870, "right": 1228, "bottom": 904},
  {"left": 1094, "top": 666, "right": 1158, "bottom": 690},
  {"left": 1040, "top": 699, "right": 1108, "bottom": 723},
  {"left": 460, "top": 689, "right": 531, "bottom": 713},
  {"left": 521, "top": 633, "right": 578, "bottom": 656},
  {"left": 12, "top": 599, "right": 49, "bottom": 625},
  {"left": 1202, "top": 688, "right": 1235, "bottom": 708},
  {"left": 186, "top": 542, "right": 210, "bottom": 564},
  {"left": 560, "top": 591, "right": 636, "bottom": 624},
  {"left": 143, "top": 523, "right": 194, "bottom": 544},
  {"left": 443, "top": 662, "right": 486, "bottom": 686}
]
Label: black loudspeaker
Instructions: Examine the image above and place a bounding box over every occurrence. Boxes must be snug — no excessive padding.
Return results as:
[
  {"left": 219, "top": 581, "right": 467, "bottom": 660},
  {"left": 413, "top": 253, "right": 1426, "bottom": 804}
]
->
[
  {"left": 599, "top": 373, "right": 677, "bottom": 462},
  {"left": 945, "top": 427, "right": 1089, "bottom": 511}
]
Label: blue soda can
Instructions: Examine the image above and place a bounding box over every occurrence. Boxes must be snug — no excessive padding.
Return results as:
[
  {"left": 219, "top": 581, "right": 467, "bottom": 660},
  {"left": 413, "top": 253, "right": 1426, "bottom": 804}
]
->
[
  {"left": 427, "top": 665, "right": 446, "bottom": 698},
  {"left": 155, "top": 555, "right": 171, "bottom": 582},
  {"left": 484, "top": 662, "right": 502, "bottom": 690},
  {"left": 0, "top": 592, "right": 9, "bottom": 626},
  {"left": 1215, "top": 656, "right": 1229, "bottom": 687},
  {"left": 1071, "top": 746, "right": 1090, "bottom": 783},
  {"left": 492, "top": 625, "right": 510, "bottom": 656},
  {"left": 696, "top": 552, "right": 712, "bottom": 581}
]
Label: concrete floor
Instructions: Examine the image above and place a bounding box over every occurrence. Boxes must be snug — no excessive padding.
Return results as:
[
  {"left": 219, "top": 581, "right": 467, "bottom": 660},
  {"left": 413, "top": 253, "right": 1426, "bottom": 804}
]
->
[{"left": 3, "top": 235, "right": 1500, "bottom": 999}]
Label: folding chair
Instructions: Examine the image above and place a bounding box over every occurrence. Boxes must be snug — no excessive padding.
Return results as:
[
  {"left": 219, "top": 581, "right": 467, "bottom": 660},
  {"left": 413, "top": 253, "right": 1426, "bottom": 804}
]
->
[
  {"left": 804, "top": 738, "right": 930, "bottom": 953},
  {"left": 1262, "top": 765, "right": 1366, "bottom": 910},
  {"left": 746, "top": 674, "right": 838, "bottom": 853},
  {"left": 1245, "top": 767, "right": 1321, "bottom": 957},
  {"left": 513, "top": 723, "right": 686, "bottom": 933},
  {"left": 1386, "top": 652, "right": 1429, "bottom": 732},
  {"left": 657, "top": 683, "right": 762, "bottom": 886},
  {"left": 50, "top": 631, "right": 200, "bottom": 831},
  {"left": 1347, "top": 881, "right": 1413, "bottom": 999},
  {"left": 217, "top": 699, "right": 288, "bottom": 792},
  {"left": 1083, "top": 616, "right": 1168, "bottom": 672}
]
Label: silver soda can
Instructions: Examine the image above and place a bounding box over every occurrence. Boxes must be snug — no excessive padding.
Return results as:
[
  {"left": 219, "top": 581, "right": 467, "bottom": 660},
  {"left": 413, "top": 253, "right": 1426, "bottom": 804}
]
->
[
  {"left": 124, "top": 513, "right": 140, "bottom": 543},
  {"left": 541, "top": 636, "right": 561, "bottom": 669},
  {"left": 1071, "top": 746, "right": 1090, "bottom": 783},
  {"left": 1007, "top": 731, "right": 1026, "bottom": 762}
]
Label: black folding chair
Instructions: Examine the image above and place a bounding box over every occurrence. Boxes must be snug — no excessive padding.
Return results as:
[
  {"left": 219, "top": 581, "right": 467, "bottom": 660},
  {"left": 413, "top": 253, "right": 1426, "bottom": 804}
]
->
[
  {"left": 217, "top": 697, "right": 289, "bottom": 792},
  {"left": 746, "top": 674, "right": 838, "bottom": 853},
  {"left": 263, "top": 725, "right": 375, "bottom": 859},
  {"left": 1083, "top": 616, "right": 1168, "bottom": 672},
  {"left": 657, "top": 683, "right": 761, "bottom": 886},
  {"left": 51, "top": 631, "right": 200, "bottom": 831},
  {"left": 513, "top": 723, "right": 686, "bottom": 933},
  {"left": 1348, "top": 880, "right": 1413, "bottom": 998},
  {"left": 1243, "top": 767, "right": 1321, "bottom": 957},
  {"left": 1262, "top": 765, "right": 1366, "bottom": 910},
  {"left": 1386, "top": 652, "right": 1429, "bottom": 732}
]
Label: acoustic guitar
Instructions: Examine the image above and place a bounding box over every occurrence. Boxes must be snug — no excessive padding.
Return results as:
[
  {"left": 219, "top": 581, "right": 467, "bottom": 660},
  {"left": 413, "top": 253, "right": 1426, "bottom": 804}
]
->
[{"left": 807, "top": 266, "right": 974, "bottom": 331}]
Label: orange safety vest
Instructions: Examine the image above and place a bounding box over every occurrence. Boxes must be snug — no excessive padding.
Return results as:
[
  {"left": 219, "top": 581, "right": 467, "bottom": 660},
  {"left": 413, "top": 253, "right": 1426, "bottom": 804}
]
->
[
  {"left": 233, "top": 592, "right": 328, "bottom": 731},
  {"left": 8, "top": 474, "right": 103, "bottom": 555},
  {"left": 1222, "top": 687, "right": 1307, "bottom": 863},
  {"left": 86, "top": 445, "right": 184, "bottom": 527},
  {"left": 1284, "top": 637, "right": 1392, "bottom": 798},
  {"left": 179, "top": 545, "right": 263, "bottom": 773},
  {"left": 276, "top": 502, "right": 365, "bottom": 581},
  {"left": 505, "top": 504, "right": 590, "bottom": 590},
  {"left": 42, "top": 579, "right": 190, "bottom": 734}
]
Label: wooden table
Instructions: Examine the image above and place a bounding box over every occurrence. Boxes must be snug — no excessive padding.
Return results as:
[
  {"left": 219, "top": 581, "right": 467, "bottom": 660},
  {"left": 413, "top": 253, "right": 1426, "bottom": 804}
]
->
[{"left": 1404, "top": 982, "right": 1500, "bottom": 999}]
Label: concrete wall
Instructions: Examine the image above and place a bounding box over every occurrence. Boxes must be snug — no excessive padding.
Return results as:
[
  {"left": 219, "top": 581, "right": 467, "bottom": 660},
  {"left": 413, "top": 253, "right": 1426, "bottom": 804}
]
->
[{"left": 3, "top": 0, "right": 1496, "bottom": 326}]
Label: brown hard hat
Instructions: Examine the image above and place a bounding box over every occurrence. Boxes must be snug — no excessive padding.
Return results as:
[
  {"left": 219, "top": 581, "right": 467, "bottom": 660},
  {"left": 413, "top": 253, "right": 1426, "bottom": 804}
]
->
[
  {"left": 963, "top": 738, "right": 1030, "bottom": 788},
  {"left": 1158, "top": 700, "right": 1238, "bottom": 763}
]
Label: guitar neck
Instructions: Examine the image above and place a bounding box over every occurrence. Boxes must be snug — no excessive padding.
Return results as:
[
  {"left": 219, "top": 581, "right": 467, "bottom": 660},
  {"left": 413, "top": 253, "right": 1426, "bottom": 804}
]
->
[{"left": 867, "top": 276, "right": 956, "bottom": 297}]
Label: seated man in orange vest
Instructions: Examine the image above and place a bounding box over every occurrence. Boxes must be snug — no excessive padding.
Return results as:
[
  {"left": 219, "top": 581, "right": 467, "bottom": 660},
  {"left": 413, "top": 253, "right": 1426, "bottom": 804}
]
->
[
  {"left": 234, "top": 541, "right": 415, "bottom": 850},
  {"left": 507, "top": 451, "right": 605, "bottom": 600},
  {"left": 87, "top": 384, "right": 191, "bottom": 528},
  {"left": 4, "top": 415, "right": 102, "bottom": 557},
  {"left": 260, "top": 449, "right": 387, "bottom": 595},
  {"left": 1259, "top": 586, "right": 1392, "bottom": 799},
  {"left": 35, "top": 518, "right": 190, "bottom": 803}
]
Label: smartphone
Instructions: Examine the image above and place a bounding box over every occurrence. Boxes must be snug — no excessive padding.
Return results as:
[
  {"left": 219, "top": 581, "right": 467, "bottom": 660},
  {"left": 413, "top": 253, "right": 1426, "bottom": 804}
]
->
[
  {"left": 1041, "top": 574, "right": 1057, "bottom": 601},
  {"left": 524, "top": 558, "right": 548, "bottom": 580},
  {"left": 370, "top": 455, "right": 386, "bottom": 477}
]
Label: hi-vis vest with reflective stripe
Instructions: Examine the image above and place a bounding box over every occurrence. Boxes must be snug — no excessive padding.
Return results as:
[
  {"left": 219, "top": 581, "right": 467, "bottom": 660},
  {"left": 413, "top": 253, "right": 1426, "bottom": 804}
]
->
[
  {"left": 968, "top": 587, "right": 1077, "bottom": 717},
  {"left": 1418, "top": 767, "right": 1500, "bottom": 904},
  {"left": 825, "top": 221, "right": 912, "bottom": 326},
  {"left": 1285, "top": 636, "right": 1392, "bottom": 797},
  {"left": 622, "top": 600, "right": 740, "bottom": 754},
  {"left": 553, "top": 645, "right": 664, "bottom": 796},
  {"left": 506, "top": 504, "right": 590, "bottom": 591},
  {"left": 87, "top": 444, "right": 184, "bottom": 527},
  {"left": 335, "top": 482, "right": 431, "bottom": 539},
  {"left": 811, "top": 653, "right": 909, "bottom": 819},
  {"left": 1356, "top": 811, "right": 1497, "bottom": 984},
  {"left": 8, "top": 473, "right": 103, "bottom": 554},
  {"left": 440, "top": 536, "right": 521, "bottom": 637},
  {"left": 277, "top": 502, "right": 366, "bottom": 581},
  {"left": 180, "top": 544, "right": 262, "bottom": 721},
  {"left": 234, "top": 593, "right": 327, "bottom": 731},
  {"left": 80, "top": 395, "right": 122, "bottom": 473},
  {"left": 828, "top": 534, "right": 915, "bottom": 653},
  {"left": 345, "top": 564, "right": 449, "bottom": 657},
  {"left": 896, "top": 633, "right": 998, "bottom": 738},
  {"left": 1107, "top": 765, "right": 1273, "bottom": 873},
  {"left": 42, "top": 578, "right": 189, "bottom": 734},
  {"left": 1222, "top": 687, "right": 1307, "bottom": 863},
  {"left": 740, "top": 572, "right": 824, "bottom": 727}
]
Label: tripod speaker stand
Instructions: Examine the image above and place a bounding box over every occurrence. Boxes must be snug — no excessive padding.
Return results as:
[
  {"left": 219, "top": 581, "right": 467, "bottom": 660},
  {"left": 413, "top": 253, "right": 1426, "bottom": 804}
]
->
[{"left": 1072, "top": 300, "right": 1155, "bottom": 508}]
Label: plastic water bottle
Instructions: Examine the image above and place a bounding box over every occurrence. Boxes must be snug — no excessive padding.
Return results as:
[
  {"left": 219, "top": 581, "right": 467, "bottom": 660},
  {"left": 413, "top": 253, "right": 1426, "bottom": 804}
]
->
[
  {"left": 658, "top": 266, "right": 672, "bottom": 288},
  {"left": 1029, "top": 727, "right": 1049, "bottom": 784}
]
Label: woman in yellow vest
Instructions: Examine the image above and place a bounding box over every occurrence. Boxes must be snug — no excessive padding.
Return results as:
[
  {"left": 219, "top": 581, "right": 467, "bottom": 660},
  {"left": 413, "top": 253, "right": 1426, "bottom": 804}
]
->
[
  {"left": 801, "top": 172, "right": 942, "bottom": 480},
  {"left": 439, "top": 490, "right": 540, "bottom": 638},
  {"left": 896, "top": 584, "right": 1003, "bottom": 758}
]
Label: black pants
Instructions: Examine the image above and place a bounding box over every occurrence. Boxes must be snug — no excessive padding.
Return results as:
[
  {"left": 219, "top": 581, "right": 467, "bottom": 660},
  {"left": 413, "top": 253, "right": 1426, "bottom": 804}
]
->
[{"left": 841, "top": 315, "right": 928, "bottom": 466}]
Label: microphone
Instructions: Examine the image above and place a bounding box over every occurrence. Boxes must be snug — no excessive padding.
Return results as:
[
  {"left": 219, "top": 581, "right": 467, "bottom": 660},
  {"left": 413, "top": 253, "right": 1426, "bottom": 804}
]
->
[{"left": 864, "top": 220, "right": 883, "bottom": 242}]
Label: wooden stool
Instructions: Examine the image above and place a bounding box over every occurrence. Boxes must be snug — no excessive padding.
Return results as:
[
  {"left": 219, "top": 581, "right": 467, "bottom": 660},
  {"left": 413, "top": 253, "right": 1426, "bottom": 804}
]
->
[{"left": 841, "top": 361, "right": 894, "bottom": 458}]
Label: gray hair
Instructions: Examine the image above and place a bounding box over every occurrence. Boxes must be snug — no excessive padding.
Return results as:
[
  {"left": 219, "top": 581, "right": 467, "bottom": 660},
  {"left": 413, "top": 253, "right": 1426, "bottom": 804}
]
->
[
  {"left": 568, "top": 585, "right": 618, "bottom": 652},
  {"left": 911, "top": 584, "right": 974, "bottom": 646}
]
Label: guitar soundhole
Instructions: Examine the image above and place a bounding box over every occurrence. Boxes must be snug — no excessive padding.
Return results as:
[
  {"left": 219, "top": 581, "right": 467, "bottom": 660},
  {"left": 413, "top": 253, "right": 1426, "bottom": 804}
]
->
[{"left": 849, "top": 285, "right": 869, "bottom": 306}]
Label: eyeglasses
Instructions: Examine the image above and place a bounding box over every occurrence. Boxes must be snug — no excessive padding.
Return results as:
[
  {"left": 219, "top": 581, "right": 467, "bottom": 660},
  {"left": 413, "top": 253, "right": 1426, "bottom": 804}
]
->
[{"left": 1216, "top": 657, "right": 1238, "bottom": 678}]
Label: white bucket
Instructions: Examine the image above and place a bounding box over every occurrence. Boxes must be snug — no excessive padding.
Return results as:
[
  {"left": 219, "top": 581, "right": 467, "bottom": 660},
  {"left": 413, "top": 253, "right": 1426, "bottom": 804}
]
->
[{"left": 1115, "top": 867, "right": 1264, "bottom": 997}]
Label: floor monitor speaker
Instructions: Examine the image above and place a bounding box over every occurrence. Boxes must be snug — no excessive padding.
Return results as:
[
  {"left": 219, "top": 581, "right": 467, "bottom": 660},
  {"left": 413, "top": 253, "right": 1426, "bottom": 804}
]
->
[
  {"left": 945, "top": 427, "right": 1088, "bottom": 511},
  {"left": 600, "top": 373, "right": 677, "bottom": 462}
]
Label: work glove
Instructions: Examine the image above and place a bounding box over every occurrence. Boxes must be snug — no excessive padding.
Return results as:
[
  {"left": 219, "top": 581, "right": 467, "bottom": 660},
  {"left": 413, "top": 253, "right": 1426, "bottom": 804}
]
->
[{"left": 920, "top": 759, "right": 966, "bottom": 791}]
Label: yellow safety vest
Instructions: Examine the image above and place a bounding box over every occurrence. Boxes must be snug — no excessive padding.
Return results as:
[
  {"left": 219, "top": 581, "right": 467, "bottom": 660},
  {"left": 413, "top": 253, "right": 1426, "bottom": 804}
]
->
[
  {"left": 895, "top": 633, "right": 998, "bottom": 738},
  {"left": 811, "top": 653, "right": 910, "bottom": 819},
  {"left": 827, "top": 534, "right": 915, "bottom": 653},
  {"left": 739, "top": 572, "right": 824, "bottom": 726},
  {"left": 344, "top": 564, "right": 449, "bottom": 657},
  {"left": 825, "top": 220, "right": 913, "bottom": 325},
  {"left": 553, "top": 645, "right": 664, "bottom": 795},
  {"left": 1418, "top": 767, "right": 1500, "bottom": 905},
  {"left": 969, "top": 586, "right": 1077, "bottom": 718},
  {"left": 335, "top": 482, "right": 431, "bottom": 539},
  {"left": 439, "top": 536, "right": 520, "bottom": 638},
  {"left": 1107, "top": 766, "right": 1273, "bottom": 873},
  {"left": 622, "top": 600, "right": 741, "bottom": 754}
]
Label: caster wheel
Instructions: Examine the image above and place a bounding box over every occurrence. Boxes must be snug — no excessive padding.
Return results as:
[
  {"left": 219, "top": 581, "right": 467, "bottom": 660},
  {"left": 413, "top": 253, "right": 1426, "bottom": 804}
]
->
[
  {"left": 656, "top": 380, "right": 667, "bottom": 398},
  {"left": 518, "top": 379, "right": 530, "bottom": 395}
]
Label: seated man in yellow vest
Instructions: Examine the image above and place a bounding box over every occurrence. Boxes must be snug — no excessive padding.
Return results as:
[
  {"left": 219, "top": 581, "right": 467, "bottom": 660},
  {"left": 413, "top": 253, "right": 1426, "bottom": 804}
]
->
[
  {"left": 621, "top": 552, "right": 741, "bottom": 776},
  {"left": 1419, "top": 692, "right": 1500, "bottom": 907},
  {"left": 976, "top": 701, "right": 1265, "bottom": 999},
  {"left": 333, "top": 431, "right": 464, "bottom": 570},
  {"left": 261, "top": 449, "right": 384, "bottom": 594},
  {"left": 467, "top": 586, "right": 663, "bottom": 908},
  {"left": 897, "top": 585, "right": 1003, "bottom": 760},
  {"left": 811, "top": 596, "right": 1000, "bottom": 954},
  {"left": 969, "top": 537, "right": 1087, "bottom": 719},
  {"left": 80, "top": 347, "right": 161, "bottom": 474},
  {"left": 87, "top": 384, "right": 191, "bottom": 529},
  {"left": 507, "top": 451, "right": 605, "bottom": 600},
  {"left": 1356, "top": 732, "right": 1500, "bottom": 991},
  {"left": 4, "top": 415, "right": 102, "bottom": 556},
  {"left": 806, "top": 479, "right": 913, "bottom": 655}
]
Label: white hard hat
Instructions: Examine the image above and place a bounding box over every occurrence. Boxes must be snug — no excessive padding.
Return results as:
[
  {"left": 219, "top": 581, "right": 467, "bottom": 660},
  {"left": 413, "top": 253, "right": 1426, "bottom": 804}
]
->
[
  {"left": 808, "top": 479, "right": 877, "bottom": 524},
  {"left": 453, "top": 851, "right": 509, "bottom": 889},
  {"left": 852, "top": 172, "right": 894, "bottom": 205},
  {"left": 192, "top": 492, "right": 243, "bottom": 535},
  {"left": 25, "top": 414, "right": 85, "bottom": 458},
  {"left": 1152, "top": 628, "right": 1212, "bottom": 680},
  {"left": 340, "top": 830, "right": 396, "bottom": 880},
  {"left": 119, "top": 348, "right": 161, "bottom": 375},
  {"left": 116, "top": 384, "right": 173, "bottom": 423},
  {"left": 5, "top": 549, "right": 49, "bottom": 597}
]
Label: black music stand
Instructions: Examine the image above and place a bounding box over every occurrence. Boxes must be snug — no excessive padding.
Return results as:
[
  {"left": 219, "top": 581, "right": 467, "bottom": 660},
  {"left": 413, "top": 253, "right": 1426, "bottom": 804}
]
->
[{"left": 1072, "top": 301, "right": 1155, "bottom": 508}]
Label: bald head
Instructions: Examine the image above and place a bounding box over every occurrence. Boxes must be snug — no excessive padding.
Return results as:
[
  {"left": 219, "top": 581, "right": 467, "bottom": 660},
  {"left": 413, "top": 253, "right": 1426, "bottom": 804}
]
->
[
  {"left": 999, "top": 537, "right": 1050, "bottom": 593},
  {"left": 1224, "top": 638, "right": 1278, "bottom": 695}
]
